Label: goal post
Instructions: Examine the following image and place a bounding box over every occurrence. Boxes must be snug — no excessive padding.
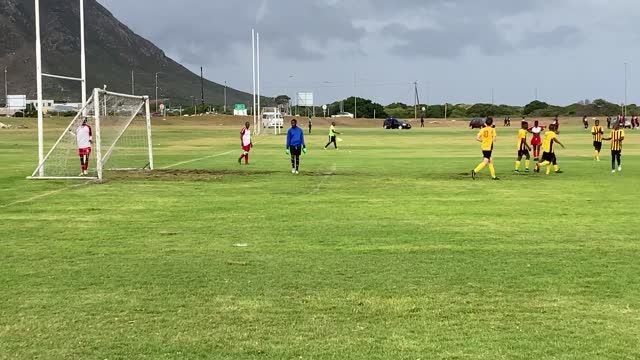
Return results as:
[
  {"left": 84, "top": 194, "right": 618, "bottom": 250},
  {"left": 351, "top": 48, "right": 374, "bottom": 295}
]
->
[{"left": 28, "top": 89, "right": 153, "bottom": 180}]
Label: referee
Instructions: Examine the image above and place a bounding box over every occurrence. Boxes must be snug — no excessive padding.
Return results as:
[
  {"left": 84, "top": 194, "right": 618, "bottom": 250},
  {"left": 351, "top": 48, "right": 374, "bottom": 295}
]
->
[{"left": 324, "top": 121, "right": 341, "bottom": 150}]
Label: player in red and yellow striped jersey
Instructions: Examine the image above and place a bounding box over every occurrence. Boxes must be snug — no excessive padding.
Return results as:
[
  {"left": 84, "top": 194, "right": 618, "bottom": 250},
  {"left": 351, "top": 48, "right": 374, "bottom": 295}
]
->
[
  {"left": 471, "top": 117, "right": 498, "bottom": 180},
  {"left": 515, "top": 121, "right": 532, "bottom": 173}
]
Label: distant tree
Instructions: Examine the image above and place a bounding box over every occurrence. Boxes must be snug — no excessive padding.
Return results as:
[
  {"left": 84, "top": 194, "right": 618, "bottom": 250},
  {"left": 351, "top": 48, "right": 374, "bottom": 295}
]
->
[{"left": 523, "top": 100, "right": 550, "bottom": 115}]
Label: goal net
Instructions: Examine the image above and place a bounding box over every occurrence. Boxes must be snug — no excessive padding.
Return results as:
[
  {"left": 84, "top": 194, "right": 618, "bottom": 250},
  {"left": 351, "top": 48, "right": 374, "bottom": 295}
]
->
[{"left": 29, "top": 89, "right": 153, "bottom": 180}]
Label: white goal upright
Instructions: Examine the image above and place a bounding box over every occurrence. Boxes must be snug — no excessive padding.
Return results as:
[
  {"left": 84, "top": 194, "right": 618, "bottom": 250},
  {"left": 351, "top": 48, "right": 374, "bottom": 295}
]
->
[{"left": 29, "top": 88, "right": 153, "bottom": 180}]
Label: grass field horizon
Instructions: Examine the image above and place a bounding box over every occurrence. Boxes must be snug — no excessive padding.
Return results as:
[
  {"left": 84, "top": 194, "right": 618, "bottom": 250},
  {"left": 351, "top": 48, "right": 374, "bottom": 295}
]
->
[{"left": 1, "top": 117, "right": 640, "bottom": 359}]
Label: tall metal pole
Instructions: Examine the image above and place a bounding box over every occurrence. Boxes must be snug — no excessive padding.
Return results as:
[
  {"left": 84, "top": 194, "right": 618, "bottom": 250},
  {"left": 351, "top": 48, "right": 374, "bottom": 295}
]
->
[
  {"left": 3, "top": 67, "right": 7, "bottom": 105},
  {"left": 251, "top": 29, "right": 257, "bottom": 131},
  {"left": 131, "top": 70, "right": 134, "bottom": 95},
  {"left": 80, "top": 0, "right": 86, "bottom": 108},
  {"left": 200, "top": 66, "right": 205, "bottom": 113},
  {"left": 35, "top": 0, "right": 44, "bottom": 176},
  {"left": 155, "top": 72, "right": 158, "bottom": 113},
  {"left": 624, "top": 62, "right": 628, "bottom": 118},
  {"left": 354, "top": 72, "right": 357, "bottom": 119},
  {"left": 257, "top": 32, "right": 261, "bottom": 134},
  {"left": 414, "top": 81, "right": 418, "bottom": 122},
  {"left": 224, "top": 81, "right": 227, "bottom": 114}
]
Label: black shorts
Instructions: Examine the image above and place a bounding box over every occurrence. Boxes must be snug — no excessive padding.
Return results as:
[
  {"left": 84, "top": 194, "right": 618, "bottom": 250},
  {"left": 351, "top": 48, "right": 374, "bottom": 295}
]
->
[
  {"left": 289, "top": 146, "right": 302, "bottom": 156},
  {"left": 482, "top": 150, "right": 493, "bottom": 159},
  {"left": 328, "top": 136, "right": 336, "bottom": 142},
  {"left": 518, "top": 149, "right": 530, "bottom": 158},
  {"left": 541, "top": 152, "right": 557, "bottom": 164},
  {"left": 593, "top": 141, "right": 602, "bottom": 151},
  {"left": 611, "top": 150, "right": 622, "bottom": 157}
]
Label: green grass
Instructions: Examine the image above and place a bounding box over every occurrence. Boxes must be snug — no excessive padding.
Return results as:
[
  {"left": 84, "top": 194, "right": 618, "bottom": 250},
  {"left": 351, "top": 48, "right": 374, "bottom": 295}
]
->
[{"left": 1, "top": 119, "right": 640, "bottom": 359}]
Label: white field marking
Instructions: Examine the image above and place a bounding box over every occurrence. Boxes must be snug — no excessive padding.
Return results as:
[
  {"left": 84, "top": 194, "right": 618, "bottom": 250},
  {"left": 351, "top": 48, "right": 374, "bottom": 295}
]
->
[
  {"left": 311, "top": 163, "right": 337, "bottom": 194},
  {"left": 0, "top": 180, "right": 93, "bottom": 209},
  {"left": 160, "top": 140, "right": 264, "bottom": 170}
]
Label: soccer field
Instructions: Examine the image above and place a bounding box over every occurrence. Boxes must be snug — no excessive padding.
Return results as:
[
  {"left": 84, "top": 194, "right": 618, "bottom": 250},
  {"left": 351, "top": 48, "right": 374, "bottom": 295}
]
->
[{"left": 1, "top": 118, "right": 640, "bottom": 359}]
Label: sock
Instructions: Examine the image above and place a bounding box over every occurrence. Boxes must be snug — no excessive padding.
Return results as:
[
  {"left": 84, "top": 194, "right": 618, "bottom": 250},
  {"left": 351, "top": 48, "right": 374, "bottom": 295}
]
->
[
  {"left": 515, "top": 161, "right": 521, "bottom": 170},
  {"left": 538, "top": 161, "right": 550, "bottom": 167},
  {"left": 594, "top": 150, "right": 599, "bottom": 158},
  {"left": 525, "top": 160, "right": 530, "bottom": 169},
  {"left": 296, "top": 156, "right": 300, "bottom": 171},
  {"left": 554, "top": 165, "right": 560, "bottom": 172},
  {"left": 244, "top": 154, "right": 249, "bottom": 164},
  {"left": 474, "top": 163, "right": 486, "bottom": 173},
  {"left": 291, "top": 156, "right": 295, "bottom": 169},
  {"left": 546, "top": 165, "right": 551, "bottom": 175},
  {"left": 612, "top": 158, "right": 616, "bottom": 171},
  {"left": 239, "top": 154, "right": 245, "bottom": 162},
  {"left": 489, "top": 164, "right": 496, "bottom": 178}
]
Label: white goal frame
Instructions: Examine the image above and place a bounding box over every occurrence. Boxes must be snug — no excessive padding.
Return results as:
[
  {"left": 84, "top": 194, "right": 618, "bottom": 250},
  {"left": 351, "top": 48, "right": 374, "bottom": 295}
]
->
[{"left": 28, "top": 88, "right": 154, "bottom": 181}]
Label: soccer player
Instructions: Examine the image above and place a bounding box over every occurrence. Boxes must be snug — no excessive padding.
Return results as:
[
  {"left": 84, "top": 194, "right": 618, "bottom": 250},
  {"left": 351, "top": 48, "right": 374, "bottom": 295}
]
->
[
  {"left": 582, "top": 116, "right": 589, "bottom": 130},
  {"left": 76, "top": 117, "right": 92, "bottom": 176},
  {"left": 603, "top": 123, "right": 625, "bottom": 172},
  {"left": 515, "top": 121, "right": 532, "bottom": 173},
  {"left": 286, "top": 119, "right": 307, "bottom": 174},
  {"left": 528, "top": 120, "right": 544, "bottom": 161},
  {"left": 535, "top": 124, "right": 565, "bottom": 175},
  {"left": 471, "top": 117, "right": 498, "bottom": 180},
  {"left": 238, "top": 121, "right": 252, "bottom": 165},
  {"left": 324, "top": 121, "right": 341, "bottom": 150},
  {"left": 591, "top": 119, "right": 604, "bottom": 161},
  {"left": 308, "top": 119, "right": 312, "bottom": 134}
]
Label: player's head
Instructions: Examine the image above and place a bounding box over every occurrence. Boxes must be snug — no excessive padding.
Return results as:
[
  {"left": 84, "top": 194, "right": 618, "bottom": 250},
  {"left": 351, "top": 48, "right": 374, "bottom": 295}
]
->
[
  {"left": 82, "top": 117, "right": 88, "bottom": 125},
  {"left": 291, "top": 119, "right": 297, "bottom": 127},
  {"left": 521, "top": 121, "right": 528, "bottom": 129},
  {"left": 614, "top": 122, "right": 620, "bottom": 130},
  {"left": 534, "top": 120, "right": 539, "bottom": 127},
  {"left": 595, "top": 119, "right": 600, "bottom": 126},
  {"left": 549, "top": 124, "right": 556, "bottom": 132},
  {"left": 245, "top": 121, "right": 250, "bottom": 129},
  {"left": 485, "top": 117, "right": 493, "bottom": 127},
  {"left": 331, "top": 121, "right": 336, "bottom": 126}
]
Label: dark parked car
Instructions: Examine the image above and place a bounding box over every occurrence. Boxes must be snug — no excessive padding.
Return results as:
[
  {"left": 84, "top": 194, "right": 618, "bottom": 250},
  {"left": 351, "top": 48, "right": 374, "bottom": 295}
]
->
[
  {"left": 383, "top": 118, "right": 412, "bottom": 129},
  {"left": 469, "top": 117, "right": 486, "bottom": 129}
]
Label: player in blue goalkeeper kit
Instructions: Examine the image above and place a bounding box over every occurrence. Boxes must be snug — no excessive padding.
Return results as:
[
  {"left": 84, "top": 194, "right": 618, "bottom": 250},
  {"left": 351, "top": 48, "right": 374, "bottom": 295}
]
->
[{"left": 286, "top": 119, "right": 306, "bottom": 174}]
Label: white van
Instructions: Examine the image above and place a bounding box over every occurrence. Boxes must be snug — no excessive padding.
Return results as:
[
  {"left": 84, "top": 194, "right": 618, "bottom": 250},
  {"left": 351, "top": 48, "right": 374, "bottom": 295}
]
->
[{"left": 261, "top": 107, "right": 284, "bottom": 128}]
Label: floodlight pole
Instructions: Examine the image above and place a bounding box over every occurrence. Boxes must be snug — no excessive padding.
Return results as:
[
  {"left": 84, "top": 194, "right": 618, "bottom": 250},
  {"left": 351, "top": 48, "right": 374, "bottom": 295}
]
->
[
  {"left": 80, "top": 0, "right": 86, "bottom": 108},
  {"left": 223, "top": 81, "right": 227, "bottom": 114},
  {"left": 35, "top": 0, "right": 44, "bottom": 176},
  {"left": 131, "top": 70, "right": 135, "bottom": 95},
  {"left": 624, "top": 62, "right": 628, "bottom": 118},
  {"left": 257, "top": 32, "right": 261, "bottom": 135},
  {"left": 251, "top": 29, "right": 257, "bottom": 132},
  {"left": 155, "top": 72, "right": 159, "bottom": 113},
  {"left": 3, "top": 67, "right": 7, "bottom": 106}
]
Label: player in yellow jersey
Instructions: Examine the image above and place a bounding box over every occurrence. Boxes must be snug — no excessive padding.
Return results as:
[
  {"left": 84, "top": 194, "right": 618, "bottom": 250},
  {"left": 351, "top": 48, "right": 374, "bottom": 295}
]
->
[
  {"left": 534, "top": 124, "right": 565, "bottom": 175},
  {"left": 515, "top": 121, "right": 532, "bottom": 173},
  {"left": 591, "top": 119, "right": 604, "bottom": 161},
  {"left": 471, "top": 117, "right": 498, "bottom": 180},
  {"left": 603, "top": 122, "right": 625, "bottom": 172}
]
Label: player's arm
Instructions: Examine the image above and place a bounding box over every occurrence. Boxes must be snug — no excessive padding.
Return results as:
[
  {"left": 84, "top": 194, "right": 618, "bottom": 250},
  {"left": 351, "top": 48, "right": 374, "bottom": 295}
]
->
[
  {"left": 88, "top": 125, "right": 93, "bottom": 144},
  {"left": 553, "top": 138, "right": 566, "bottom": 149},
  {"left": 476, "top": 132, "right": 482, "bottom": 142}
]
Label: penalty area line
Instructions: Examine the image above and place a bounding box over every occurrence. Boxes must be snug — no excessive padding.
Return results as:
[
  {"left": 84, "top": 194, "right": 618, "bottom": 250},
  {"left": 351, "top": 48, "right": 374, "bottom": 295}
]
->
[
  {"left": 159, "top": 150, "right": 234, "bottom": 169},
  {"left": 311, "top": 163, "right": 337, "bottom": 194},
  {"left": 0, "top": 180, "right": 93, "bottom": 209}
]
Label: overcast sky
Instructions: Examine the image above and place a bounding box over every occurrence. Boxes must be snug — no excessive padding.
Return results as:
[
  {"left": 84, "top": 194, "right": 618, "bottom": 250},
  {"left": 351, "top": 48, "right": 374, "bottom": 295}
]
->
[{"left": 100, "top": 0, "right": 638, "bottom": 106}]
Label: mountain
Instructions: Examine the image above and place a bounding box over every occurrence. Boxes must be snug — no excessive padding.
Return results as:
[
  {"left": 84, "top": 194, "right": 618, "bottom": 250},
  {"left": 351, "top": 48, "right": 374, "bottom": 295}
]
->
[{"left": 0, "top": 0, "right": 257, "bottom": 107}]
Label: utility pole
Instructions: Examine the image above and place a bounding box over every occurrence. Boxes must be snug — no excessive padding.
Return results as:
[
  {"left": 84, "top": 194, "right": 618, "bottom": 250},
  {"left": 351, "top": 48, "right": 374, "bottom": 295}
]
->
[
  {"left": 3, "top": 67, "right": 7, "bottom": 106},
  {"left": 414, "top": 81, "right": 420, "bottom": 122},
  {"left": 354, "top": 72, "right": 357, "bottom": 119},
  {"left": 624, "top": 62, "right": 628, "bottom": 118},
  {"left": 155, "top": 72, "right": 159, "bottom": 113},
  {"left": 131, "top": 70, "right": 134, "bottom": 95},
  {"left": 224, "top": 81, "right": 227, "bottom": 114},
  {"left": 200, "top": 66, "right": 205, "bottom": 114}
]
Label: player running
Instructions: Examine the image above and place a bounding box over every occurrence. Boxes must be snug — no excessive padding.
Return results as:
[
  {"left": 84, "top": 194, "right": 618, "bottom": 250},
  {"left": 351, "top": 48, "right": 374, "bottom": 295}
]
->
[
  {"left": 515, "top": 121, "right": 532, "bottom": 173},
  {"left": 471, "top": 117, "right": 498, "bottom": 180},
  {"left": 238, "top": 122, "right": 253, "bottom": 165},
  {"left": 76, "top": 117, "right": 92, "bottom": 176},
  {"left": 324, "top": 121, "right": 341, "bottom": 150},
  {"left": 603, "top": 122, "right": 625, "bottom": 172},
  {"left": 535, "top": 124, "right": 565, "bottom": 175},
  {"left": 286, "top": 119, "right": 307, "bottom": 174},
  {"left": 591, "top": 119, "right": 604, "bottom": 161},
  {"left": 528, "top": 120, "right": 544, "bottom": 161}
]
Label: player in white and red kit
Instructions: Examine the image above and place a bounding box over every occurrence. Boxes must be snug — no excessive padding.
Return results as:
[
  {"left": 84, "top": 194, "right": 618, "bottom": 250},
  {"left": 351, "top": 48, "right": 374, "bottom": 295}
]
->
[
  {"left": 528, "top": 120, "right": 545, "bottom": 161},
  {"left": 238, "top": 121, "right": 253, "bottom": 165},
  {"left": 76, "top": 117, "right": 92, "bottom": 175}
]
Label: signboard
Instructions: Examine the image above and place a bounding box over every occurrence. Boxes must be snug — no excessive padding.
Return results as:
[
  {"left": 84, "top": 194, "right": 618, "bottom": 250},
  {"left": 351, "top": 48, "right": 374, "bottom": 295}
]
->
[
  {"left": 7, "top": 95, "right": 27, "bottom": 110},
  {"left": 297, "top": 93, "right": 314, "bottom": 107}
]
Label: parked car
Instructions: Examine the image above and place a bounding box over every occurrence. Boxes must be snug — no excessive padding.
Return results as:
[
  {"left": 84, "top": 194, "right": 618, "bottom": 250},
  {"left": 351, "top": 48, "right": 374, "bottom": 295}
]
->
[
  {"left": 383, "top": 118, "right": 412, "bottom": 129},
  {"left": 469, "top": 117, "right": 486, "bottom": 129},
  {"left": 331, "top": 112, "right": 354, "bottom": 118}
]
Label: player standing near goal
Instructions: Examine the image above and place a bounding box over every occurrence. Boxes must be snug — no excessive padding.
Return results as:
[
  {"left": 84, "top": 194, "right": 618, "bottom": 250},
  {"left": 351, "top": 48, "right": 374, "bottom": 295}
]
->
[
  {"left": 471, "top": 117, "right": 498, "bottom": 180},
  {"left": 535, "top": 124, "right": 565, "bottom": 175},
  {"left": 528, "top": 120, "right": 544, "bottom": 161},
  {"left": 603, "top": 122, "right": 625, "bottom": 173},
  {"left": 286, "top": 119, "right": 307, "bottom": 174},
  {"left": 238, "top": 121, "right": 253, "bottom": 165},
  {"left": 515, "top": 121, "right": 532, "bottom": 173},
  {"left": 591, "top": 119, "right": 604, "bottom": 161},
  {"left": 76, "top": 117, "right": 92, "bottom": 176}
]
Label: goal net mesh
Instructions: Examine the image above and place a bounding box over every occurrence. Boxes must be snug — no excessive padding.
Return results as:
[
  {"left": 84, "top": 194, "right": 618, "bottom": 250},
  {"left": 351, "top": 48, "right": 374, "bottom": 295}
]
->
[{"left": 31, "top": 90, "right": 151, "bottom": 179}]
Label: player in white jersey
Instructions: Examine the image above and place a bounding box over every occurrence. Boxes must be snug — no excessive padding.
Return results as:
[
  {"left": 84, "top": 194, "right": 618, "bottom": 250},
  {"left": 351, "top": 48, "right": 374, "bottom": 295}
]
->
[
  {"left": 76, "top": 118, "right": 93, "bottom": 175},
  {"left": 528, "top": 120, "right": 545, "bottom": 161},
  {"left": 238, "top": 121, "right": 253, "bottom": 165}
]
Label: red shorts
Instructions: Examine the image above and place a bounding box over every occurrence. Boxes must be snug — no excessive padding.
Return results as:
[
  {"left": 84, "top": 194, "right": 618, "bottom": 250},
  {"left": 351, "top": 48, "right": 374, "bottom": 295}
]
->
[
  {"left": 531, "top": 137, "right": 541, "bottom": 146},
  {"left": 78, "top": 147, "right": 92, "bottom": 156},
  {"left": 242, "top": 144, "right": 251, "bottom": 152}
]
